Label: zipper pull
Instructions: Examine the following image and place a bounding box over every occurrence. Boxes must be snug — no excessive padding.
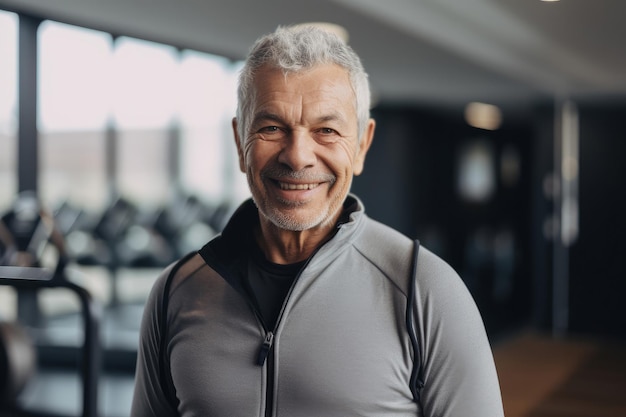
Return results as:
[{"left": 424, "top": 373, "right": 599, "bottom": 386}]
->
[{"left": 257, "top": 332, "right": 274, "bottom": 366}]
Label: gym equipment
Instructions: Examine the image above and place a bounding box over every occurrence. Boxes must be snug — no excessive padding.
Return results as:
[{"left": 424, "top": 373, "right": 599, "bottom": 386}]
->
[
  {"left": 65, "top": 197, "right": 137, "bottom": 268},
  {"left": 1, "top": 191, "right": 69, "bottom": 276},
  {"left": 0, "top": 219, "right": 17, "bottom": 266},
  {"left": 0, "top": 321, "right": 36, "bottom": 406},
  {"left": 0, "top": 193, "right": 101, "bottom": 417},
  {"left": 1, "top": 192, "right": 71, "bottom": 328},
  {"left": 150, "top": 194, "right": 217, "bottom": 260},
  {"left": 0, "top": 266, "right": 101, "bottom": 417}
]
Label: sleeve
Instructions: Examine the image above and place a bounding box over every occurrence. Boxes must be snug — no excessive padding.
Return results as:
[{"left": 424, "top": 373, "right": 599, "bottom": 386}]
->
[
  {"left": 414, "top": 248, "right": 505, "bottom": 417},
  {"left": 130, "top": 266, "right": 179, "bottom": 417}
]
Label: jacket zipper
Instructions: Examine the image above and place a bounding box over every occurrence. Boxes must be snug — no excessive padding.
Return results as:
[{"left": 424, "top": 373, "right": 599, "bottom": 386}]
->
[
  {"left": 257, "top": 331, "right": 275, "bottom": 417},
  {"left": 249, "top": 307, "right": 275, "bottom": 417},
  {"left": 256, "top": 272, "right": 312, "bottom": 416},
  {"left": 254, "top": 248, "right": 321, "bottom": 417},
  {"left": 257, "top": 331, "right": 274, "bottom": 365}
]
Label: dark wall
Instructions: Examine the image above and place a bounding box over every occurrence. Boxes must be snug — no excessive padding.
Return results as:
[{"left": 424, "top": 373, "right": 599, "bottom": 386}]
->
[
  {"left": 568, "top": 101, "right": 626, "bottom": 338},
  {"left": 529, "top": 102, "right": 556, "bottom": 331},
  {"left": 353, "top": 100, "right": 626, "bottom": 340},
  {"left": 352, "top": 104, "right": 534, "bottom": 337},
  {"left": 528, "top": 99, "right": 626, "bottom": 339},
  {"left": 351, "top": 107, "right": 420, "bottom": 237}
]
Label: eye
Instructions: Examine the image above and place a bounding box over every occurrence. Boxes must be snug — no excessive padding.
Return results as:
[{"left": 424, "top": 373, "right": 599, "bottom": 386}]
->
[
  {"left": 314, "top": 127, "right": 341, "bottom": 144},
  {"left": 258, "top": 126, "right": 280, "bottom": 133},
  {"left": 319, "top": 127, "right": 337, "bottom": 135},
  {"left": 255, "top": 125, "right": 287, "bottom": 141}
]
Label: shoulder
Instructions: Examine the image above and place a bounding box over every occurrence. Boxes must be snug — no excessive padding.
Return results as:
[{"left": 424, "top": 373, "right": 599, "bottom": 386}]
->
[
  {"left": 144, "top": 252, "right": 206, "bottom": 312},
  {"left": 352, "top": 215, "right": 466, "bottom": 294},
  {"left": 352, "top": 216, "right": 415, "bottom": 291},
  {"left": 415, "top": 246, "right": 460, "bottom": 285},
  {"left": 413, "top": 246, "right": 472, "bottom": 304},
  {"left": 167, "top": 252, "right": 207, "bottom": 295}
]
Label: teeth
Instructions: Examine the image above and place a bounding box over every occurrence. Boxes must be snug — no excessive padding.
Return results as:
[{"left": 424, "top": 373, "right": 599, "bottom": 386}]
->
[{"left": 279, "top": 182, "right": 320, "bottom": 190}]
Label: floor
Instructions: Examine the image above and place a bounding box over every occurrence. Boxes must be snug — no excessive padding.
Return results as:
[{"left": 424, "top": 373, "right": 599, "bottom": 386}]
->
[{"left": 494, "top": 330, "right": 626, "bottom": 417}]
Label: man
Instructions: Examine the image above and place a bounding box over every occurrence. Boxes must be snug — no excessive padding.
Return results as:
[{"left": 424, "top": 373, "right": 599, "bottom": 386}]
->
[{"left": 131, "top": 24, "right": 504, "bottom": 416}]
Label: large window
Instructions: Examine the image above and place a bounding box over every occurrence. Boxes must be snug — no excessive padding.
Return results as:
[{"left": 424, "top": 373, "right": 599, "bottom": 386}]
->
[
  {"left": 0, "top": 10, "right": 18, "bottom": 210},
  {"left": 38, "top": 21, "right": 111, "bottom": 210},
  {"left": 178, "top": 50, "right": 246, "bottom": 203},
  {"left": 28, "top": 18, "right": 249, "bottom": 311},
  {"left": 112, "top": 37, "right": 178, "bottom": 206},
  {"left": 37, "top": 20, "right": 248, "bottom": 213}
]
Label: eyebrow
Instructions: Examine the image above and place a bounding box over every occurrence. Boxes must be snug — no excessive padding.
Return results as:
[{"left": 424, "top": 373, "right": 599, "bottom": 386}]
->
[
  {"left": 316, "top": 113, "right": 345, "bottom": 124},
  {"left": 252, "top": 111, "right": 346, "bottom": 127},
  {"left": 251, "top": 111, "right": 284, "bottom": 127}
]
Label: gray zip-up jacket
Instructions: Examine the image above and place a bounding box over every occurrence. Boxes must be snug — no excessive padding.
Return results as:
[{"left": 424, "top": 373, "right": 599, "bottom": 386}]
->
[{"left": 131, "top": 196, "right": 504, "bottom": 417}]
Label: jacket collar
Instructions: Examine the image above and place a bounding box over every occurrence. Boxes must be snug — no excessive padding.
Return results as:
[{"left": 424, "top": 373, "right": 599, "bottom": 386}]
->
[
  {"left": 198, "top": 194, "right": 367, "bottom": 295},
  {"left": 215, "top": 193, "right": 366, "bottom": 263}
]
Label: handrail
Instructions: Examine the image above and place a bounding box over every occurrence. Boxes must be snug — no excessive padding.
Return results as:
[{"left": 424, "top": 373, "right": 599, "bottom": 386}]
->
[{"left": 0, "top": 266, "right": 101, "bottom": 417}]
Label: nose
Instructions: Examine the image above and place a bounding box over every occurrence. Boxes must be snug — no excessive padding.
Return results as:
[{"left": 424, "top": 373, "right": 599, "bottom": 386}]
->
[{"left": 277, "top": 129, "right": 317, "bottom": 171}]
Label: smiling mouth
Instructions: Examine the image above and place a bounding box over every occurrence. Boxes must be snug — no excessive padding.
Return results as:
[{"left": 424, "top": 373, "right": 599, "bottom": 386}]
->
[{"left": 278, "top": 181, "right": 321, "bottom": 190}]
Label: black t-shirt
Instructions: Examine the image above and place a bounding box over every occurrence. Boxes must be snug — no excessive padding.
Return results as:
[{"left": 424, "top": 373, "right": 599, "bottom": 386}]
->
[
  {"left": 246, "top": 242, "right": 306, "bottom": 330},
  {"left": 243, "top": 199, "right": 356, "bottom": 329}
]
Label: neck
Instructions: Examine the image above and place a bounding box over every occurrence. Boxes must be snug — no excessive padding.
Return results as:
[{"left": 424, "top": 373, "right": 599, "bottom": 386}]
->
[{"left": 255, "top": 216, "right": 338, "bottom": 265}]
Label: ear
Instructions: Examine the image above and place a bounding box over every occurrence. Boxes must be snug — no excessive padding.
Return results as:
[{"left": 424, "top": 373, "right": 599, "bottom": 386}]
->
[
  {"left": 353, "top": 118, "right": 375, "bottom": 176},
  {"left": 232, "top": 117, "right": 246, "bottom": 173}
]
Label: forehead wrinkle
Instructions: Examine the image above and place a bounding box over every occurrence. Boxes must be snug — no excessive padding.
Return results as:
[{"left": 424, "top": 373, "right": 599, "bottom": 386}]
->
[
  {"left": 254, "top": 109, "right": 346, "bottom": 129},
  {"left": 315, "top": 112, "right": 346, "bottom": 125},
  {"left": 252, "top": 110, "right": 285, "bottom": 126},
  {"left": 252, "top": 87, "right": 351, "bottom": 131}
]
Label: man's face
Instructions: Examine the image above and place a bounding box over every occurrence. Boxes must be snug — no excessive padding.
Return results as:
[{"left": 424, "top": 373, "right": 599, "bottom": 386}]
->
[{"left": 234, "top": 63, "right": 374, "bottom": 232}]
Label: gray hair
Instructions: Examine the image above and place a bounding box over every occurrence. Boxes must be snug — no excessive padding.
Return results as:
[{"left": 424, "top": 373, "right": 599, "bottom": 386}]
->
[{"left": 235, "top": 24, "right": 371, "bottom": 145}]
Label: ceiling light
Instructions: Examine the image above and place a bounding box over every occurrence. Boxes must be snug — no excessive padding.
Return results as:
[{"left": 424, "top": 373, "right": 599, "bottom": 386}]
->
[
  {"left": 464, "top": 102, "right": 502, "bottom": 130},
  {"left": 541, "top": 0, "right": 560, "bottom": 2}
]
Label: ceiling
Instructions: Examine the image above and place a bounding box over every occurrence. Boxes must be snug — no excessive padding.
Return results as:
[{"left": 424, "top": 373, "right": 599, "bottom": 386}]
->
[{"left": 1, "top": 0, "right": 625, "bottom": 116}]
